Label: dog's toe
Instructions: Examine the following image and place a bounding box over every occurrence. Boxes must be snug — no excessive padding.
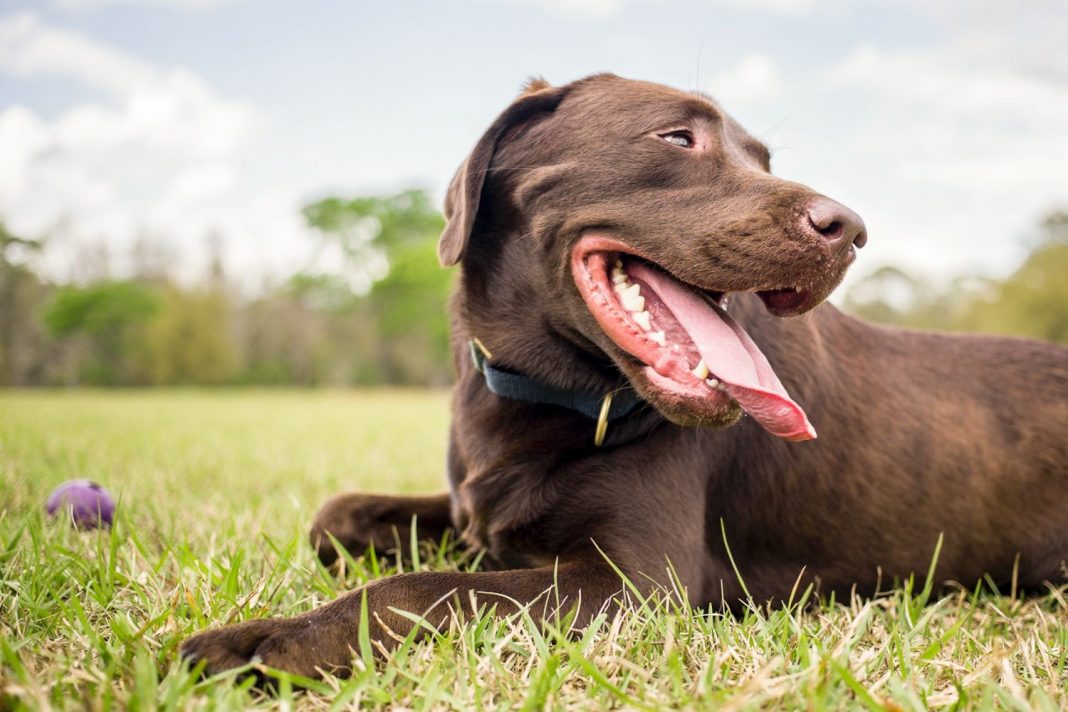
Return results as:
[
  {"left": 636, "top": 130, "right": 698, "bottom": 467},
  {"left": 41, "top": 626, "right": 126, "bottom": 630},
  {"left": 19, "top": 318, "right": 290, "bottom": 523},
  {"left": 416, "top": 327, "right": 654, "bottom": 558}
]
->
[{"left": 253, "top": 629, "right": 339, "bottom": 680}]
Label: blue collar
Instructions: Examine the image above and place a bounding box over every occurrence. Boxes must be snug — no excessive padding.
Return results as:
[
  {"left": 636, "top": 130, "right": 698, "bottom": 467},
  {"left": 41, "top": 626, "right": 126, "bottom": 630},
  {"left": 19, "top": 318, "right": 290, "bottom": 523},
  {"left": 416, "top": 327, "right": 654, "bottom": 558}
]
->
[{"left": 468, "top": 339, "right": 644, "bottom": 446}]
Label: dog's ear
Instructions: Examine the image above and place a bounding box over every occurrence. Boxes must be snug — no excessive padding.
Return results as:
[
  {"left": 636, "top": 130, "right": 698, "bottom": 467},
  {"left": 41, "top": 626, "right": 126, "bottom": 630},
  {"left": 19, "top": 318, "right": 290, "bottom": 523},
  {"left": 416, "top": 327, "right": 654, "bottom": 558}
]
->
[{"left": 438, "top": 80, "right": 566, "bottom": 266}]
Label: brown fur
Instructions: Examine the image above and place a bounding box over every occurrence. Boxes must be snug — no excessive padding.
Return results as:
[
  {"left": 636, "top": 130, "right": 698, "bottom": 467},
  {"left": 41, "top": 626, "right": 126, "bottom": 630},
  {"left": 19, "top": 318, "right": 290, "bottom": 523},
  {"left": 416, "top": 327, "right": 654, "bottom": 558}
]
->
[{"left": 181, "top": 74, "right": 1068, "bottom": 679}]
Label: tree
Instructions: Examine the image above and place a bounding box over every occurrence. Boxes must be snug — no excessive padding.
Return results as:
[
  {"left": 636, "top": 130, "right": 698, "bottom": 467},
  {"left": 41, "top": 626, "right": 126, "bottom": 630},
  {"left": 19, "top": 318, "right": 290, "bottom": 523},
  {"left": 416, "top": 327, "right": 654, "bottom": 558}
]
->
[
  {"left": 0, "top": 223, "right": 53, "bottom": 385},
  {"left": 43, "top": 281, "right": 160, "bottom": 385},
  {"left": 958, "top": 212, "right": 1068, "bottom": 343},
  {"left": 298, "top": 190, "right": 452, "bottom": 384},
  {"left": 140, "top": 286, "right": 239, "bottom": 385}
]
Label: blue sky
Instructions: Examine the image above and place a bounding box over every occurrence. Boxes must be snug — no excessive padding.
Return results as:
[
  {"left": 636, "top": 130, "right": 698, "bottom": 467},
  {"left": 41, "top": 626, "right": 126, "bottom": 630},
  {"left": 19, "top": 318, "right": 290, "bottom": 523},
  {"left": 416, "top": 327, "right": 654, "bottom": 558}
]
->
[{"left": 2, "top": 0, "right": 1066, "bottom": 293}]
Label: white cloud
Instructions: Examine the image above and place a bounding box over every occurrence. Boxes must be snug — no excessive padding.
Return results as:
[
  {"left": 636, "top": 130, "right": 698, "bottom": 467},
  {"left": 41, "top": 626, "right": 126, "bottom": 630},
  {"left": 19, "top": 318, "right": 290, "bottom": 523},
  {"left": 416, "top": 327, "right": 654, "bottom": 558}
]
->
[
  {"left": 900, "top": 0, "right": 1068, "bottom": 78},
  {"left": 487, "top": 0, "right": 818, "bottom": 17},
  {"left": 54, "top": 0, "right": 242, "bottom": 10},
  {"left": 706, "top": 53, "right": 783, "bottom": 109},
  {"left": 818, "top": 44, "right": 1068, "bottom": 280},
  {"left": 488, "top": 0, "right": 629, "bottom": 17},
  {"left": 0, "top": 12, "right": 311, "bottom": 284},
  {"left": 0, "top": 11, "right": 154, "bottom": 95},
  {"left": 719, "top": 0, "right": 819, "bottom": 14}
]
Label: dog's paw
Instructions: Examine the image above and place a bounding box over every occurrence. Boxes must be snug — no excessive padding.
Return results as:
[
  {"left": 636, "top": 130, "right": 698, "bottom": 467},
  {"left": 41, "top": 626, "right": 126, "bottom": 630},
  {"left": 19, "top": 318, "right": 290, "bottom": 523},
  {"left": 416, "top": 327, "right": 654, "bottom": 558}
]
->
[
  {"left": 179, "top": 619, "right": 280, "bottom": 676},
  {"left": 181, "top": 618, "right": 325, "bottom": 679},
  {"left": 309, "top": 493, "right": 404, "bottom": 566},
  {"left": 180, "top": 617, "right": 352, "bottom": 681}
]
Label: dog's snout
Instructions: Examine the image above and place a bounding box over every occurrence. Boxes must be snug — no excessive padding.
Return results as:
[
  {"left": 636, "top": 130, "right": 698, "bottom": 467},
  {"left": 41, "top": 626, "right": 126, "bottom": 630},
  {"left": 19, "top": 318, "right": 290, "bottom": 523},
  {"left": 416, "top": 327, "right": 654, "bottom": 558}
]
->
[{"left": 805, "top": 198, "right": 867, "bottom": 255}]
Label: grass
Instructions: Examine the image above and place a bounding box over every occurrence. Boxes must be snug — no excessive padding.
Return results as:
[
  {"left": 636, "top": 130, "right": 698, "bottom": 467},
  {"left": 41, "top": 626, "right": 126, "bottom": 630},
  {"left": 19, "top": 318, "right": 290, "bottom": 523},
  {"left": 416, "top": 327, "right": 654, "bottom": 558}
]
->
[{"left": 1, "top": 390, "right": 1066, "bottom": 710}]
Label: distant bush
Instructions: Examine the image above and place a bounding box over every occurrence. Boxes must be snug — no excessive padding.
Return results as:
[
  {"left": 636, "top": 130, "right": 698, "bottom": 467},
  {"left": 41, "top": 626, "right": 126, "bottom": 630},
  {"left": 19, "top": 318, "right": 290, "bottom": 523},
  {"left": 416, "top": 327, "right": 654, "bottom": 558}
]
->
[{"left": 43, "top": 281, "right": 160, "bottom": 385}]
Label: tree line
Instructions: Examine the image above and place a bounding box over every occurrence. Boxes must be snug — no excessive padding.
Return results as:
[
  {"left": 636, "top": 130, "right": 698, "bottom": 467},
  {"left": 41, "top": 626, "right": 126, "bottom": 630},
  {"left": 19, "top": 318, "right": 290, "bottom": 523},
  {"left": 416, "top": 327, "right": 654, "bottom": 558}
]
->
[
  {"left": 0, "top": 198, "right": 1064, "bottom": 388},
  {"left": 844, "top": 210, "right": 1068, "bottom": 343},
  {"left": 0, "top": 190, "right": 452, "bottom": 387}
]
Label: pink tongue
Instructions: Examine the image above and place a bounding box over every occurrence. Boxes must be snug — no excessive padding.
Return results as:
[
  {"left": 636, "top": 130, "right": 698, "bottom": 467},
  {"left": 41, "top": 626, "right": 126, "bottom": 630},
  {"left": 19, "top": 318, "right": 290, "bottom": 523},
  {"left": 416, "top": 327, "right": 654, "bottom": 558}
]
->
[{"left": 630, "top": 263, "right": 817, "bottom": 442}]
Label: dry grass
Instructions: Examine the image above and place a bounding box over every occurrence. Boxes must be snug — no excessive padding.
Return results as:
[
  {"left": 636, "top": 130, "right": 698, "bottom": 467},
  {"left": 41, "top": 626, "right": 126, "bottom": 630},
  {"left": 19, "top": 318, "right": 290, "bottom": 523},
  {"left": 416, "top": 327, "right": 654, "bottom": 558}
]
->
[{"left": 1, "top": 390, "right": 1066, "bottom": 710}]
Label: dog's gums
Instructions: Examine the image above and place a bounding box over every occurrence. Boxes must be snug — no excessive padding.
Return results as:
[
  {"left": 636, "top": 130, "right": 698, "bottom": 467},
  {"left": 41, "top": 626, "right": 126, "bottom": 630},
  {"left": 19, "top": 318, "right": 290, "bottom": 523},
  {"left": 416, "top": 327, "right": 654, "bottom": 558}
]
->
[{"left": 572, "top": 234, "right": 817, "bottom": 442}]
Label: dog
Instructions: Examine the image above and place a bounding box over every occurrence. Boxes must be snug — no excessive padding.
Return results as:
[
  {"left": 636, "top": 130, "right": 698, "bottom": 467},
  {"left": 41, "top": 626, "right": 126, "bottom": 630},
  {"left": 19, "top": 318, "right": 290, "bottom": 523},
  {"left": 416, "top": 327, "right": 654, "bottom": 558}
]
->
[{"left": 181, "top": 73, "right": 1068, "bottom": 678}]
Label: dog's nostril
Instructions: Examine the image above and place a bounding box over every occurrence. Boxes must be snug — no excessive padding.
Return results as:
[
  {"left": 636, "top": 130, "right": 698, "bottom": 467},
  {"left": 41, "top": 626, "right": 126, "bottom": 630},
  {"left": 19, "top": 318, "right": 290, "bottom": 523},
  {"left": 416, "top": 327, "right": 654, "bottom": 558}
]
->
[
  {"left": 814, "top": 219, "right": 843, "bottom": 241},
  {"left": 805, "top": 198, "right": 866, "bottom": 254}
]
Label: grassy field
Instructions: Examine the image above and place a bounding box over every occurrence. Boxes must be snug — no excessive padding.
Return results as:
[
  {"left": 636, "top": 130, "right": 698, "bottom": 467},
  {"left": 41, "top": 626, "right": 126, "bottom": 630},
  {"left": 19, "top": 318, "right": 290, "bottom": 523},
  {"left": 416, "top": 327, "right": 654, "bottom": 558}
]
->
[{"left": 1, "top": 391, "right": 1066, "bottom": 710}]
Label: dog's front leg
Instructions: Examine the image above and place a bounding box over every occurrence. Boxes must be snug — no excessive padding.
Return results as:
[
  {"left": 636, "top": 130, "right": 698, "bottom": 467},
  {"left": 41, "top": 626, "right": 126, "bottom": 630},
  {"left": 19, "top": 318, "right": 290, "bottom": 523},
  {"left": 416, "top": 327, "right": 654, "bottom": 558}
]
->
[
  {"left": 309, "top": 492, "right": 455, "bottom": 566},
  {"left": 180, "top": 558, "right": 629, "bottom": 679}
]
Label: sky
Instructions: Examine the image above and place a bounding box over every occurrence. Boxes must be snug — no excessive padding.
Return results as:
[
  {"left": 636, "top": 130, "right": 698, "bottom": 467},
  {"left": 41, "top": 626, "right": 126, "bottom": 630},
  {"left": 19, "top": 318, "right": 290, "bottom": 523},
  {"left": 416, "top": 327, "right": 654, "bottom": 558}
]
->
[{"left": 1, "top": 0, "right": 1067, "bottom": 294}]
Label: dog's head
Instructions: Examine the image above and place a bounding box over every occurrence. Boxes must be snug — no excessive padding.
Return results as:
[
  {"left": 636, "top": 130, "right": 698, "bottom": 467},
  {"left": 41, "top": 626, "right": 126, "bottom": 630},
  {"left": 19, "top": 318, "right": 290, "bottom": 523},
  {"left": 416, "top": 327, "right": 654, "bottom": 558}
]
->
[{"left": 441, "top": 74, "right": 866, "bottom": 442}]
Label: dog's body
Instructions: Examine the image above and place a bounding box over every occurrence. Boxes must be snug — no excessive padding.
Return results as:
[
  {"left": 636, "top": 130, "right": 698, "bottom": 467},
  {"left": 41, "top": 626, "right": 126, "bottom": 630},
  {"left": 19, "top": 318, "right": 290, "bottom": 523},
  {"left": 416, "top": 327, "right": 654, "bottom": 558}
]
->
[
  {"left": 182, "top": 74, "right": 1068, "bottom": 678},
  {"left": 444, "top": 297, "right": 1068, "bottom": 601}
]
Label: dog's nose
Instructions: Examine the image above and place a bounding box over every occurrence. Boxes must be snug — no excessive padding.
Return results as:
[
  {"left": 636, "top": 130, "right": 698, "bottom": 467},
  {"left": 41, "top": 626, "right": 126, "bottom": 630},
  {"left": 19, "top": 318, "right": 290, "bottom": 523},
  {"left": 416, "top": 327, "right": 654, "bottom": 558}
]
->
[{"left": 805, "top": 198, "right": 867, "bottom": 255}]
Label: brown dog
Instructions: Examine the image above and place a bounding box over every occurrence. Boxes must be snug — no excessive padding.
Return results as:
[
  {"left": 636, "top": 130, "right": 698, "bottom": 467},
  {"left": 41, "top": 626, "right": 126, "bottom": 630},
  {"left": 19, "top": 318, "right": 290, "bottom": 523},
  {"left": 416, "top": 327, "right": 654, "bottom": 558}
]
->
[{"left": 181, "top": 74, "right": 1068, "bottom": 678}]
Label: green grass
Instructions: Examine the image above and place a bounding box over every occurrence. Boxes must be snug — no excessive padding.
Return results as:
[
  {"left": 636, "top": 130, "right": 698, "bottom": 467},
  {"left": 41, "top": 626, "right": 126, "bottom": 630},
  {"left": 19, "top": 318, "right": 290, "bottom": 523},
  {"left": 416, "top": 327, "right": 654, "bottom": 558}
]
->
[{"left": 1, "top": 390, "right": 1066, "bottom": 710}]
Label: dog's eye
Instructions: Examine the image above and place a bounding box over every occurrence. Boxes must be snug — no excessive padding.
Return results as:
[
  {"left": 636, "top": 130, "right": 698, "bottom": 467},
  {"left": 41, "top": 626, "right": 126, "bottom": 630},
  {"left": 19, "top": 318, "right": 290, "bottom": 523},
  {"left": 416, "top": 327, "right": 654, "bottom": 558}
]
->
[{"left": 659, "top": 130, "right": 695, "bottom": 149}]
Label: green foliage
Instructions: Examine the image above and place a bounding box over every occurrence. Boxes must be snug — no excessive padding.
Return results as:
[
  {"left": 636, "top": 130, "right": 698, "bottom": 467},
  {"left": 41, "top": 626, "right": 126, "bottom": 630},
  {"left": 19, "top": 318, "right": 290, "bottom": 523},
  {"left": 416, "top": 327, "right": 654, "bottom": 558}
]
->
[
  {"left": 959, "top": 239, "right": 1068, "bottom": 343},
  {"left": 44, "top": 281, "right": 159, "bottom": 339},
  {"left": 1, "top": 189, "right": 453, "bottom": 387},
  {"left": 844, "top": 209, "right": 1068, "bottom": 345},
  {"left": 370, "top": 231, "right": 453, "bottom": 385},
  {"left": 299, "top": 189, "right": 453, "bottom": 385},
  {"left": 140, "top": 287, "right": 239, "bottom": 385},
  {"left": 285, "top": 273, "right": 359, "bottom": 312},
  {"left": 0, "top": 223, "right": 52, "bottom": 385},
  {"left": 302, "top": 189, "right": 444, "bottom": 253},
  {"left": 43, "top": 281, "right": 161, "bottom": 385}
]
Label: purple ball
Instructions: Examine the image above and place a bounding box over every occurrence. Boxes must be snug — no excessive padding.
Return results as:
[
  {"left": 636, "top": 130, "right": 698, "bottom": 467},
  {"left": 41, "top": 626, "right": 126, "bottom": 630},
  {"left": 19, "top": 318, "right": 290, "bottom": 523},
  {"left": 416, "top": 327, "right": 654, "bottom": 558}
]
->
[{"left": 45, "top": 480, "right": 115, "bottom": 528}]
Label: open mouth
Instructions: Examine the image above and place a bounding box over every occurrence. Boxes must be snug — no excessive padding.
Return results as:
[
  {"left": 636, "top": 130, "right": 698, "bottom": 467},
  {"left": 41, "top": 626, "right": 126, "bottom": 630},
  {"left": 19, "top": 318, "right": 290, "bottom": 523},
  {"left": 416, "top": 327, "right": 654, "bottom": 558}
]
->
[{"left": 571, "top": 235, "right": 817, "bottom": 442}]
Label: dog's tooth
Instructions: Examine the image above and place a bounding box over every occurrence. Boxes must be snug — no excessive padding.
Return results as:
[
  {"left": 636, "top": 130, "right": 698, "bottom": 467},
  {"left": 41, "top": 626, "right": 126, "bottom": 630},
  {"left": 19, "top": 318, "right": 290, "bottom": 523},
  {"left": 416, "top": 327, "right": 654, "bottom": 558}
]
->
[
  {"left": 618, "top": 283, "right": 642, "bottom": 311},
  {"left": 649, "top": 330, "right": 666, "bottom": 346},
  {"left": 692, "top": 359, "right": 709, "bottom": 379},
  {"left": 613, "top": 281, "right": 627, "bottom": 294},
  {"left": 612, "top": 271, "right": 627, "bottom": 285},
  {"left": 706, "top": 377, "right": 720, "bottom": 388},
  {"left": 633, "top": 310, "right": 651, "bottom": 331},
  {"left": 621, "top": 292, "right": 645, "bottom": 313}
]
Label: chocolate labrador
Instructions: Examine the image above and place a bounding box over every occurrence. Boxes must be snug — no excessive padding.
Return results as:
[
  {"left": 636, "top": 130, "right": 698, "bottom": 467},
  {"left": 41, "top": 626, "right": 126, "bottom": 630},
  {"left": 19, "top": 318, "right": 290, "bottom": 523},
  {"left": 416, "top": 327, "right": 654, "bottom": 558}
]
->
[{"left": 181, "top": 74, "right": 1068, "bottom": 678}]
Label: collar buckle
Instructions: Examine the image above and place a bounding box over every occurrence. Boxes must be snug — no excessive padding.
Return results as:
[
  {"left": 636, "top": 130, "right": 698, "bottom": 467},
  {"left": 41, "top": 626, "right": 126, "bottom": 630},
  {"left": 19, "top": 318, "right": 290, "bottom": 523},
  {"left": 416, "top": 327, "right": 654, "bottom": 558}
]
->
[{"left": 593, "top": 391, "right": 614, "bottom": 447}]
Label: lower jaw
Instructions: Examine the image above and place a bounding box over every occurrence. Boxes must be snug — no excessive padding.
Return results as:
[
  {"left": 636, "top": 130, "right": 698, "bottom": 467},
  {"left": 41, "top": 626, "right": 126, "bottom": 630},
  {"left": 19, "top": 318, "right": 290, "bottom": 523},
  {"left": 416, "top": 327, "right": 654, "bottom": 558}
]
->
[{"left": 641, "top": 365, "right": 743, "bottom": 427}]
